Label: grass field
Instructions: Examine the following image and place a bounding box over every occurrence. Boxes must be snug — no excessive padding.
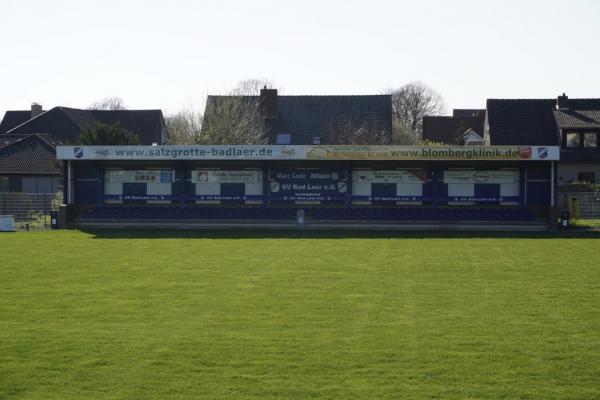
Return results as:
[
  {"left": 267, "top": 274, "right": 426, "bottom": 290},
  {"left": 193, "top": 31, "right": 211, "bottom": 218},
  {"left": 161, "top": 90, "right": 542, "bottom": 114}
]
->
[{"left": 1, "top": 230, "right": 600, "bottom": 399}]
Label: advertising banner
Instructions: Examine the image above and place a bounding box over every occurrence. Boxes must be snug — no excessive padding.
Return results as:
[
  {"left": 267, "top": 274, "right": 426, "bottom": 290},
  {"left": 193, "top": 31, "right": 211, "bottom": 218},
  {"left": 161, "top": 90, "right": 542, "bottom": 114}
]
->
[
  {"left": 105, "top": 170, "right": 174, "bottom": 184},
  {"left": 59, "top": 145, "right": 301, "bottom": 161},
  {"left": 269, "top": 169, "right": 347, "bottom": 201},
  {"left": 443, "top": 170, "right": 518, "bottom": 184},
  {"left": 447, "top": 196, "right": 519, "bottom": 203},
  {"left": 354, "top": 170, "right": 427, "bottom": 183},
  {"left": 192, "top": 170, "right": 259, "bottom": 184},
  {"left": 353, "top": 195, "right": 425, "bottom": 202},
  {"left": 192, "top": 195, "right": 263, "bottom": 201},
  {"left": 104, "top": 194, "right": 173, "bottom": 201},
  {"left": 57, "top": 145, "right": 560, "bottom": 161},
  {"left": 305, "top": 145, "right": 558, "bottom": 161}
]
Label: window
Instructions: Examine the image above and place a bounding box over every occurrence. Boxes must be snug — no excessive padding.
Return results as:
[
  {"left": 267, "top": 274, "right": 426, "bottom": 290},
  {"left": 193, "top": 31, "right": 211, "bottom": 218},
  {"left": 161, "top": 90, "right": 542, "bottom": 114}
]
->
[
  {"left": 275, "top": 133, "right": 291, "bottom": 145},
  {"left": 566, "top": 132, "right": 580, "bottom": 148},
  {"left": 312, "top": 136, "right": 321, "bottom": 145},
  {"left": 578, "top": 172, "right": 595, "bottom": 183},
  {"left": 0, "top": 176, "right": 8, "bottom": 193},
  {"left": 584, "top": 132, "right": 598, "bottom": 148},
  {"left": 564, "top": 131, "right": 600, "bottom": 149}
]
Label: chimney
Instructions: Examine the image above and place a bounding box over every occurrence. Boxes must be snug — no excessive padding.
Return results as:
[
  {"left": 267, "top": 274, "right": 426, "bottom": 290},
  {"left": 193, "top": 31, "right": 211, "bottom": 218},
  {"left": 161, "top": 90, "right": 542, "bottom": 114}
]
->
[
  {"left": 259, "top": 86, "right": 278, "bottom": 120},
  {"left": 31, "top": 103, "right": 43, "bottom": 118},
  {"left": 557, "top": 93, "right": 569, "bottom": 110}
]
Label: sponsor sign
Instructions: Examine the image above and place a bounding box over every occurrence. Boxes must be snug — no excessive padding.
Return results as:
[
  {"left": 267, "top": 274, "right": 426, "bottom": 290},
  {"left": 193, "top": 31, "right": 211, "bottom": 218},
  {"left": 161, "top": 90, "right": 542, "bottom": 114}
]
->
[
  {"left": 58, "top": 145, "right": 299, "bottom": 160},
  {"left": 192, "top": 170, "right": 259, "bottom": 184},
  {"left": 270, "top": 169, "right": 347, "bottom": 201},
  {"left": 193, "top": 195, "right": 263, "bottom": 201},
  {"left": 443, "top": 170, "right": 518, "bottom": 184},
  {"left": 448, "top": 196, "right": 519, "bottom": 203},
  {"left": 57, "top": 145, "right": 560, "bottom": 161},
  {"left": 105, "top": 194, "right": 172, "bottom": 201},
  {"left": 353, "top": 195, "right": 425, "bottom": 202},
  {"left": 105, "top": 170, "right": 174, "bottom": 184},
  {"left": 271, "top": 170, "right": 345, "bottom": 181},
  {"left": 305, "top": 145, "right": 558, "bottom": 161},
  {"left": 354, "top": 170, "right": 427, "bottom": 183}
]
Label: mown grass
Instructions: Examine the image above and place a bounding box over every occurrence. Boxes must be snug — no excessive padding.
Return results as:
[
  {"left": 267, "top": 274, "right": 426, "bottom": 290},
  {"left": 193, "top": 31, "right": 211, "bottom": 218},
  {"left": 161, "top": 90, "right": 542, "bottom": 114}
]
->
[{"left": 1, "top": 229, "right": 600, "bottom": 399}]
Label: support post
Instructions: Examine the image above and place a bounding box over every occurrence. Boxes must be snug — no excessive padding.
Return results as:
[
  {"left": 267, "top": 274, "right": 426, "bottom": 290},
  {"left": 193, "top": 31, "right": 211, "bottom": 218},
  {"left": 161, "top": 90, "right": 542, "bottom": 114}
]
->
[
  {"left": 519, "top": 167, "right": 526, "bottom": 206},
  {"left": 432, "top": 169, "right": 439, "bottom": 208},
  {"left": 97, "top": 165, "right": 104, "bottom": 206},
  {"left": 62, "top": 161, "right": 69, "bottom": 205},
  {"left": 262, "top": 162, "right": 269, "bottom": 208},
  {"left": 346, "top": 162, "right": 353, "bottom": 214},
  {"left": 551, "top": 161, "right": 555, "bottom": 208}
]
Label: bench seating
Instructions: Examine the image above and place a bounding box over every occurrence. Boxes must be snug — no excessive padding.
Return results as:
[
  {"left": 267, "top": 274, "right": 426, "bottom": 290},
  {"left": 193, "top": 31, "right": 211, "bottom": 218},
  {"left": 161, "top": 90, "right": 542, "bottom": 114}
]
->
[{"left": 81, "top": 206, "right": 535, "bottom": 222}]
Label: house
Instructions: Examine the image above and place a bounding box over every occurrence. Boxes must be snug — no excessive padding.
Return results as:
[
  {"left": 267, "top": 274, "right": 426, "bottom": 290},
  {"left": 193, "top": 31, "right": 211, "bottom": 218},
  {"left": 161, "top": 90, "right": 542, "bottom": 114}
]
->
[
  {"left": 0, "top": 104, "right": 169, "bottom": 193},
  {"left": 460, "top": 128, "right": 485, "bottom": 145},
  {"left": 0, "top": 134, "right": 61, "bottom": 193},
  {"left": 0, "top": 104, "right": 167, "bottom": 144},
  {"left": 486, "top": 94, "right": 600, "bottom": 184},
  {"left": 202, "top": 88, "right": 393, "bottom": 145},
  {"left": 422, "top": 109, "right": 486, "bottom": 144}
]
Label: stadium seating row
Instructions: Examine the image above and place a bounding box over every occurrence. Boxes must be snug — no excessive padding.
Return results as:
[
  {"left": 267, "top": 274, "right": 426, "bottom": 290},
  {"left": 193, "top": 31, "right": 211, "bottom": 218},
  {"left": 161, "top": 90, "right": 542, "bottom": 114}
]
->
[{"left": 81, "top": 206, "right": 535, "bottom": 222}]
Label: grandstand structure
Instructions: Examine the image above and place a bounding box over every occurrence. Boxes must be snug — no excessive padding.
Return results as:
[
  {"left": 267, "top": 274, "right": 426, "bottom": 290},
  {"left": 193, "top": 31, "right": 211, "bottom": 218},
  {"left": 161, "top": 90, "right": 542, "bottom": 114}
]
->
[{"left": 57, "top": 144, "right": 559, "bottom": 228}]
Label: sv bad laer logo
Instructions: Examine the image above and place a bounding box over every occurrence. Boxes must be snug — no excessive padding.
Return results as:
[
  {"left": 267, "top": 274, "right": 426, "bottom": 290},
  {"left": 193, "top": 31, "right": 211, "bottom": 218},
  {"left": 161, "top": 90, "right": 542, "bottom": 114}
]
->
[
  {"left": 537, "top": 147, "right": 548, "bottom": 159},
  {"left": 73, "top": 147, "right": 84, "bottom": 158}
]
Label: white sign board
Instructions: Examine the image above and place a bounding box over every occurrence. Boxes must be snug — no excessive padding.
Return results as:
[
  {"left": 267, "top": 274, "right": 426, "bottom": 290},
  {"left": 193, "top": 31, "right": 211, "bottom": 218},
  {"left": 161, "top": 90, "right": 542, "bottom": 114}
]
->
[
  {"left": 353, "top": 170, "right": 427, "bottom": 183},
  {"left": 443, "top": 170, "right": 518, "bottom": 184},
  {"left": 105, "top": 170, "right": 174, "bottom": 184},
  {"left": 56, "top": 145, "right": 560, "bottom": 161},
  {"left": 192, "top": 170, "right": 259, "bottom": 184}
]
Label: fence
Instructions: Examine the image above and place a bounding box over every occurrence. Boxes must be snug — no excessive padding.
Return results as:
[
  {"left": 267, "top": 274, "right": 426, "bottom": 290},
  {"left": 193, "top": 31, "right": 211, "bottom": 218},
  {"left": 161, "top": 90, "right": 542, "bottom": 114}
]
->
[
  {"left": 559, "top": 192, "right": 600, "bottom": 219},
  {"left": 0, "top": 193, "right": 56, "bottom": 230}
]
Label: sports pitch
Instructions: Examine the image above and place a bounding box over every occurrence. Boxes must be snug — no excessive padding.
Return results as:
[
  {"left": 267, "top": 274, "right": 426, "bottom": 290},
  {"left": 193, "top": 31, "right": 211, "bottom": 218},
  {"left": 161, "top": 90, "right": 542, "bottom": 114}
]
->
[{"left": 1, "top": 230, "right": 600, "bottom": 399}]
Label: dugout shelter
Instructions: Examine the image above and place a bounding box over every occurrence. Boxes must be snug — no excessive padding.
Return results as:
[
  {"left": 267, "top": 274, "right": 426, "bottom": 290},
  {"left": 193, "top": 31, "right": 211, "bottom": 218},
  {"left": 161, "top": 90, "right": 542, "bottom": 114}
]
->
[{"left": 57, "top": 144, "right": 559, "bottom": 226}]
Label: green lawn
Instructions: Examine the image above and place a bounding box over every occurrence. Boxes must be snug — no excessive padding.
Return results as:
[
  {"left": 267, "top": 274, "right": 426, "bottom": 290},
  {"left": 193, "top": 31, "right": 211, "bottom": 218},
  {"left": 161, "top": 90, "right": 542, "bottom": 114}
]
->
[{"left": 1, "top": 230, "right": 600, "bottom": 399}]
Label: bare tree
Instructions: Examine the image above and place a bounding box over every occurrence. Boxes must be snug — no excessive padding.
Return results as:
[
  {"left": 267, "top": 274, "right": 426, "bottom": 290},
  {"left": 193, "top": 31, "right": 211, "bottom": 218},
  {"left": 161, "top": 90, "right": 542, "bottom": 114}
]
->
[
  {"left": 165, "top": 108, "right": 203, "bottom": 144},
  {"left": 87, "top": 96, "right": 127, "bottom": 110},
  {"left": 389, "top": 82, "right": 446, "bottom": 139},
  {"left": 231, "top": 78, "right": 275, "bottom": 96},
  {"left": 197, "top": 78, "right": 274, "bottom": 145},
  {"left": 200, "top": 96, "right": 267, "bottom": 144},
  {"left": 392, "top": 120, "right": 420, "bottom": 145}
]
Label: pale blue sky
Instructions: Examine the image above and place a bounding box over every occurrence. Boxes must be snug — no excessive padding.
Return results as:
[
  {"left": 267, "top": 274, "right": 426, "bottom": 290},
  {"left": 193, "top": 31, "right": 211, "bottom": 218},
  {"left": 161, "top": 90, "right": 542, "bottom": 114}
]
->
[{"left": 1, "top": 0, "right": 599, "bottom": 117}]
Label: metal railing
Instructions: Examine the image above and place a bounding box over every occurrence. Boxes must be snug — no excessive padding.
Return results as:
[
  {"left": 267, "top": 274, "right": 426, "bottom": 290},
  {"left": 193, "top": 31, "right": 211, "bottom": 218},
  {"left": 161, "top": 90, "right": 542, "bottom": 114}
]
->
[
  {"left": 0, "top": 193, "right": 56, "bottom": 230},
  {"left": 559, "top": 192, "right": 600, "bottom": 219}
]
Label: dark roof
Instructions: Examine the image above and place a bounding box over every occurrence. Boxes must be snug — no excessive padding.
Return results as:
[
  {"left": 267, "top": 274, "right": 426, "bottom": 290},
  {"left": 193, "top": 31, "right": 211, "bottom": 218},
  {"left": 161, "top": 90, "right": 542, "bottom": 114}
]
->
[
  {"left": 452, "top": 109, "right": 486, "bottom": 118},
  {"left": 486, "top": 98, "right": 600, "bottom": 146},
  {"left": 422, "top": 115, "right": 485, "bottom": 144},
  {"left": 203, "top": 94, "right": 392, "bottom": 145},
  {"left": 0, "top": 111, "right": 32, "bottom": 134},
  {"left": 0, "top": 134, "right": 61, "bottom": 175},
  {"left": 3, "top": 107, "right": 166, "bottom": 144},
  {"left": 277, "top": 95, "right": 392, "bottom": 144},
  {"left": 553, "top": 110, "right": 600, "bottom": 129}
]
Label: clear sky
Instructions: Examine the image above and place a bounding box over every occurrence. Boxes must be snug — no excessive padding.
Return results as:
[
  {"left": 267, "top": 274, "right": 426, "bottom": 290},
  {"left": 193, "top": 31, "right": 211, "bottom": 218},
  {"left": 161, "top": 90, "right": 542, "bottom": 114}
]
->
[{"left": 1, "top": 0, "right": 599, "bottom": 117}]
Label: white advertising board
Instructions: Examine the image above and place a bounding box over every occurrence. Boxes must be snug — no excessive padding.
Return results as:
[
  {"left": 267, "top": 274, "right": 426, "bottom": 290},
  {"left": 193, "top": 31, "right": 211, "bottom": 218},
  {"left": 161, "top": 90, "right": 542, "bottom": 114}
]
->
[
  {"left": 443, "top": 170, "right": 518, "bottom": 184},
  {"left": 191, "top": 170, "right": 259, "bottom": 184}
]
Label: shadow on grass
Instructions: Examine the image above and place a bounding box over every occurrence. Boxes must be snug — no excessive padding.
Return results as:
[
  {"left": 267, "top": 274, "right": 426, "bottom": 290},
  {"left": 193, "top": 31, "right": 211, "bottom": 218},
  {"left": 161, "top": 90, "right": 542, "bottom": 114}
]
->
[{"left": 77, "top": 228, "right": 600, "bottom": 240}]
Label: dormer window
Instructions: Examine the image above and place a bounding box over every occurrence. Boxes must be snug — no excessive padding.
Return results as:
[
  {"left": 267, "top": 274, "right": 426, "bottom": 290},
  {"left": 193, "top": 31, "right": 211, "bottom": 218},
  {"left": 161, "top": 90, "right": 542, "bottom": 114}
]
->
[
  {"left": 563, "top": 131, "right": 599, "bottom": 149},
  {"left": 583, "top": 132, "right": 598, "bottom": 148},
  {"left": 565, "top": 132, "right": 580, "bottom": 148}
]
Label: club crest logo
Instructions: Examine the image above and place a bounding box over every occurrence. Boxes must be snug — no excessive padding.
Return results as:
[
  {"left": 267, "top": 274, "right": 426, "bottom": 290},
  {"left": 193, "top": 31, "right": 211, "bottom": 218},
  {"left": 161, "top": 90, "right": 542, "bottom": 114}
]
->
[
  {"left": 73, "top": 147, "right": 84, "bottom": 158},
  {"left": 537, "top": 147, "right": 548, "bottom": 159}
]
